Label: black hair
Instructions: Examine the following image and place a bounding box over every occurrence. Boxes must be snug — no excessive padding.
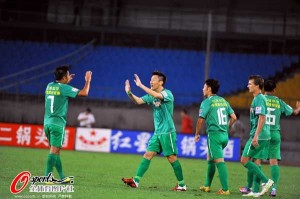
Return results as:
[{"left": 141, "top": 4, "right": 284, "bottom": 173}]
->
[
  {"left": 54, "top": 65, "right": 71, "bottom": 81},
  {"left": 248, "top": 75, "right": 264, "bottom": 89},
  {"left": 152, "top": 71, "right": 167, "bottom": 86},
  {"left": 264, "top": 79, "right": 277, "bottom": 92},
  {"left": 182, "top": 109, "right": 188, "bottom": 114},
  {"left": 86, "top": 108, "right": 91, "bottom": 112},
  {"left": 205, "top": 79, "right": 220, "bottom": 94}
]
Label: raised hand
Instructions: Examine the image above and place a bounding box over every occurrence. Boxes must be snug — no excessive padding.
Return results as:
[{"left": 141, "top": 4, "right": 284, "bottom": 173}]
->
[
  {"left": 70, "top": 74, "right": 75, "bottom": 81},
  {"left": 125, "top": 80, "right": 131, "bottom": 93},
  {"left": 134, "top": 74, "right": 142, "bottom": 87},
  {"left": 85, "top": 71, "right": 92, "bottom": 82}
]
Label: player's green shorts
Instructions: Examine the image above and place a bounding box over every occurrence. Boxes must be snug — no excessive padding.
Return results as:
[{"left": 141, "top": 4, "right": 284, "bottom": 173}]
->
[
  {"left": 44, "top": 124, "right": 65, "bottom": 148},
  {"left": 242, "top": 138, "right": 270, "bottom": 159},
  {"left": 147, "top": 132, "right": 178, "bottom": 156},
  {"left": 269, "top": 130, "right": 281, "bottom": 160},
  {"left": 207, "top": 132, "right": 228, "bottom": 160}
]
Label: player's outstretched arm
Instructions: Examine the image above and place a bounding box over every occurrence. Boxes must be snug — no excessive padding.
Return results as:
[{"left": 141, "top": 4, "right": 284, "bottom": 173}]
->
[
  {"left": 125, "top": 79, "right": 144, "bottom": 104},
  {"left": 78, "top": 71, "right": 92, "bottom": 96},
  {"left": 134, "top": 74, "right": 163, "bottom": 99}
]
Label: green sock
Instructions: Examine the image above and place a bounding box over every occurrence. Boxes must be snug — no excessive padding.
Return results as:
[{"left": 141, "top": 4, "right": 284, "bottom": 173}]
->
[
  {"left": 253, "top": 166, "right": 262, "bottom": 193},
  {"left": 55, "top": 156, "right": 65, "bottom": 179},
  {"left": 247, "top": 169, "right": 254, "bottom": 189},
  {"left": 134, "top": 158, "right": 151, "bottom": 183},
  {"left": 171, "top": 160, "right": 185, "bottom": 186},
  {"left": 271, "top": 165, "right": 280, "bottom": 189},
  {"left": 205, "top": 160, "right": 216, "bottom": 187},
  {"left": 244, "top": 161, "right": 268, "bottom": 183},
  {"left": 45, "top": 153, "right": 58, "bottom": 176},
  {"left": 216, "top": 162, "right": 229, "bottom": 191}
]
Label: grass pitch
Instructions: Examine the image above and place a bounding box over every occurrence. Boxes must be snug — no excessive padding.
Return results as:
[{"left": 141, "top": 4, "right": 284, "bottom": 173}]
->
[{"left": 1, "top": 146, "right": 299, "bottom": 199}]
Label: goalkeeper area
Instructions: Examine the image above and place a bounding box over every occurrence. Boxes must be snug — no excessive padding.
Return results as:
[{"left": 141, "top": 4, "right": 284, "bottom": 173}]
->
[{"left": 1, "top": 146, "right": 299, "bottom": 199}]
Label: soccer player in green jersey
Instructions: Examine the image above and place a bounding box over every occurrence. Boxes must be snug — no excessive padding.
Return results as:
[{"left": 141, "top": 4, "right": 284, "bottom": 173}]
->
[
  {"left": 122, "top": 71, "right": 186, "bottom": 191},
  {"left": 240, "top": 79, "right": 300, "bottom": 197},
  {"left": 240, "top": 75, "right": 273, "bottom": 197},
  {"left": 194, "top": 79, "right": 237, "bottom": 195},
  {"left": 44, "top": 65, "right": 92, "bottom": 183}
]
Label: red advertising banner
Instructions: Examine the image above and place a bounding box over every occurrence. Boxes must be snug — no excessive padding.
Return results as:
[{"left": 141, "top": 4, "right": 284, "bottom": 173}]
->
[{"left": 0, "top": 123, "right": 75, "bottom": 150}]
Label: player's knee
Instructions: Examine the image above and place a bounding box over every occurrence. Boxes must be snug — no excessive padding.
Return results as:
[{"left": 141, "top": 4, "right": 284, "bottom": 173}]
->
[{"left": 143, "top": 152, "right": 155, "bottom": 160}]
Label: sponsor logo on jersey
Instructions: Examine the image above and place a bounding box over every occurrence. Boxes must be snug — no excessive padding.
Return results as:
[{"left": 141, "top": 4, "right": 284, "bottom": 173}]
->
[
  {"left": 72, "top": 88, "right": 79, "bottom": 92},
  {"left": 199, "top": 109, "right": 203, "bottom": 116},
  {"left": 153, "top": 100, "right": 161, "bottom": 107},
  {"left": 255, "top": 106, "right": 262, "bottom": 114}
]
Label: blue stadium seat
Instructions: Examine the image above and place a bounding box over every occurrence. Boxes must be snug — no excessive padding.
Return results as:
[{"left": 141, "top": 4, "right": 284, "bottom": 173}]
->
[{"left": 0, "top": 40, "right": 298, "bottom": 105}]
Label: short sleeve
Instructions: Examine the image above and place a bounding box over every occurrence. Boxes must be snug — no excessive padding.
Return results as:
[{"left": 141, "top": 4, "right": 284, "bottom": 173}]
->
[
  {"left": 60, "top": 84, "right": 79, "bottom": 98},
  {"left": 254, "top": 95, "right": 267, "bottom": 116},
  {"left": 280, "top": 99, "right": 293, "bottom": 116},
  {"left": 226, "top": 101, "right": 234, "bottom": 115},
  {"left": 161, "top": 90, "right": 173, "bottom": 102},
  {"left": 199, "top": 100, "right": 210, "bottom": 119},
  {"left": 141, "top": 94, "right": 153, "bottom": 105}
]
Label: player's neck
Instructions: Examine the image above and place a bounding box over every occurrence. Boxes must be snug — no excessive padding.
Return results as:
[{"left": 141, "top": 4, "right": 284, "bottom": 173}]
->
[
  {"left": 56, "top": 80, "right": 67, "bottom": 84},
  {"left": 207, "top": 93, "right": 216, "bottom": 97},
  {"left": 253, "top": 90, "right": 261, "bottom": 97},
  {"left": 155, "top": 87, "right": 164, "bottom": 93}
]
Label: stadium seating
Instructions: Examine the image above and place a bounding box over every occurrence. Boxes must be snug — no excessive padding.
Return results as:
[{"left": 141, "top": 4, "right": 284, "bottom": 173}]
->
[{"left": 0, "top": 40, "right": 298, "bottom": 105}]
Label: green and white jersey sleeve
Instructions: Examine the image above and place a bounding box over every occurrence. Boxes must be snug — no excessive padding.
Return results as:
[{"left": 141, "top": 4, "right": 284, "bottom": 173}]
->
[
  {"left": 199, "top": 95, "right": 234, "bottom": 134},
  {"left": 44, "top": 82, "right": 79, "bottom": 127},
  {"left": 265, "top": 94, "right": 293, "bottom": 131},
  {"left": 249, "top": 93, "right": 270, "bottom": 140},
  {"left": 141, "top": 89, "right": 176, "bottom": 134}
]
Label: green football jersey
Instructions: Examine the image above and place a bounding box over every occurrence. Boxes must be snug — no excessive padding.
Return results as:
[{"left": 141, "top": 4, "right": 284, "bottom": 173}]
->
[
  {"left": 249, "top": 93, "right": 270, "bottom": 140},
  {"left": 141, "top": 89, "right": 175, "bottom": 134},
  {"left": 199, "top": 95, "right": 234, "bottom": 134},
  {"left": 44, "top": 82, "right": 79, "bottom": 127},
  {"left": 265, "top": 94, "right": 293, "bottom": 131}
]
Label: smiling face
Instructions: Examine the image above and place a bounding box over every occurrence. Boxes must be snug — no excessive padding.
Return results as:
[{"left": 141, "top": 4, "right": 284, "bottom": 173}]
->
[{"left": 150, "top": 75, "right": 163, "bottom": 91}]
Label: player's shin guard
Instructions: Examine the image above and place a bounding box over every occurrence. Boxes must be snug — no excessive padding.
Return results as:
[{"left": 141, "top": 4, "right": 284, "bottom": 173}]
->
[
  {"left": 270, "top": 165, "right": 280, "bottom": 189},
  {"left": 247, "top": 168, "right": 254, "bottom": 189},
  {"left": 205, "top": 160, "right": 216, "bottom": 187},
  {"left": 134, "top": 158, "right": 151, "bottom": 183},
  {"left": 55, "top": 156, "right": 65, "bottom": 179},
  {"left": 244, "top": 161, "right": 268, "bottom": 183},
  {"left": 171, "top": 160, "right": 185, "bottom": 186},
  {"left": 216, "top": 162, "right": 229, "bottom": 191},
  {"left": 45, "top": 153, "right": 58, "bottom": 176}
]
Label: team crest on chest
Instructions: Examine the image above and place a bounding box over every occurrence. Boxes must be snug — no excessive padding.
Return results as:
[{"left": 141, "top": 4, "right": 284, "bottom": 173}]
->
[{"left": 153, "top": 100, "right": 161, "bottom": 107}]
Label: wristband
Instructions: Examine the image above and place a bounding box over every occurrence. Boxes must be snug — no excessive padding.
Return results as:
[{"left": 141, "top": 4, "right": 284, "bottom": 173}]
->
[{"left": 127, "top": 91, "right": 132, "bottom": 96}]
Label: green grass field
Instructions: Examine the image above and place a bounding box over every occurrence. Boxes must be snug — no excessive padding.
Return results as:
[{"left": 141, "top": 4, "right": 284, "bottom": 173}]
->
[{"left": 1, "top": 146, "right": 300, "bottom": 199}]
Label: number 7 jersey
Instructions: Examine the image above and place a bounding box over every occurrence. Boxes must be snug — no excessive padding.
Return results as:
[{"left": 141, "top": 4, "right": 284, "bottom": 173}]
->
[
  {"left": 44, "top": 82, "right": 79, "bottom": 127},
  {"left": 199, "top": 95, "right": 234, "bottom": 134}
]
